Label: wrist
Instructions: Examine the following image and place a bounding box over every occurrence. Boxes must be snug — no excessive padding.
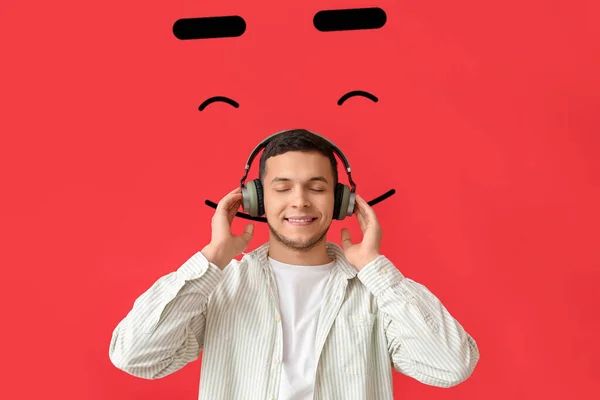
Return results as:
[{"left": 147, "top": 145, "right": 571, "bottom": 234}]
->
[
  {"left": 357, "top": 253, "right": 381, "bottom": 270},
  {"left": 201, "top": 244, "right": 231, "bottom": 270}
]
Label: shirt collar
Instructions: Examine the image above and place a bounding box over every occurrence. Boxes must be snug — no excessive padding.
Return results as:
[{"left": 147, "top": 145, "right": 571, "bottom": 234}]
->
[{"left": 250, "top": 241, "right": 358, "bottom": 280}]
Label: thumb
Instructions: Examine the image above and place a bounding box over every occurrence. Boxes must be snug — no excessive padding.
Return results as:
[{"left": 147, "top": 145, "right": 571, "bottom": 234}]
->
[
  {"left": 341, "top": 228, "right": 352, "bottom": 250},
  {"left": 242, "top": 223, "right": 254, "bottom": 242}
]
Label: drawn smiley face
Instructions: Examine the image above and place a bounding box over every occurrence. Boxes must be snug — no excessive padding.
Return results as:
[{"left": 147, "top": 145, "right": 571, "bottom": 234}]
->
[{"left": 171, "top": 5, "right": 397, "bottom": 222}]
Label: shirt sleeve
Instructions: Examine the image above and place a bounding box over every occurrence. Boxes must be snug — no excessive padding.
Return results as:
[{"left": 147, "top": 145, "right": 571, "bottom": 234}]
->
[
  {"left": 108, "top": 251, "right": 227, "bottom": 379},
  {"left": 356, "top": 255, "right": 480, "bottom": 388}
]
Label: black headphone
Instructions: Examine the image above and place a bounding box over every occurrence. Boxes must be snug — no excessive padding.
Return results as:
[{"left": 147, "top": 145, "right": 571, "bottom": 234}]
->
[
  {"left": 240, "top": 129, "right": 356, "bottom": 220},
  {"left": 204, "top": 129, "right": 396, "bottom": 223}
]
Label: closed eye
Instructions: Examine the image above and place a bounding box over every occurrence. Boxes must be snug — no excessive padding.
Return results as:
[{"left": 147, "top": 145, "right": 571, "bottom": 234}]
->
[
  {"left": 338, "top": 90, "right": 378, "bottom": 106},
  {"left": 275, "top": 189, "right": 325, "bottom": 192},
  {"left": 199, "top": 96, "right": 239, "bottom": 111},
  {"left": 204, "top": 188, "right": 397, "bottom": 223}
]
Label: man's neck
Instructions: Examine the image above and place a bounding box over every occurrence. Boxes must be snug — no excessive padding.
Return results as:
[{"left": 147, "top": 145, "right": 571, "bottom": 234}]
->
[{"left": 267, "top": 239, "right": 334, "bottom": 266}]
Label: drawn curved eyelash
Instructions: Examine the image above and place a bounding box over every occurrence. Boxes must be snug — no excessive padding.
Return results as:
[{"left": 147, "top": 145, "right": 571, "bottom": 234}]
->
[
  {"left": 338, "top": 90, "right": 378, "bottom": 106},
  {"left": 198, "top": 96, "right": 239, "bottom": 111}
]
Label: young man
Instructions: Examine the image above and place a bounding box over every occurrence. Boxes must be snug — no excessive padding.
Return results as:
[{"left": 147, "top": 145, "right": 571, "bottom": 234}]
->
[{"left": 109, "top": 130, "right": 480, "bottom": 399}]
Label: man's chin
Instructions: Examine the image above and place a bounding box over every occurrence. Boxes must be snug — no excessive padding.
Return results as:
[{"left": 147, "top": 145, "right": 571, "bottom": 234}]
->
[
  {"left": 268, "top": 222, "right": 329, "bottom": 251},
  {"left": 279, "top": 238, "right": 324, "bottom": 252}
]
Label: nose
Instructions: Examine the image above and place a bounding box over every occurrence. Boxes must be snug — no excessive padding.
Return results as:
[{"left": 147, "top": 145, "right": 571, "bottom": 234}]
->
[{"left": 291, "top": 188, "right": 311, "bottom": 208}]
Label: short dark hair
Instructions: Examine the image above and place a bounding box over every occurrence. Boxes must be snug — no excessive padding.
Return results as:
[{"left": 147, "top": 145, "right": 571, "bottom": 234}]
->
[{"left": 259, "top": 129, "right": 338, "bottom": 187}]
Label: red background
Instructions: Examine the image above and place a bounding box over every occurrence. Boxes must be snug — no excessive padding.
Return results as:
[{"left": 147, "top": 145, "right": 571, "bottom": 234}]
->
[{"left": 1, "top": 0, "right": 599, "bottom": 399}]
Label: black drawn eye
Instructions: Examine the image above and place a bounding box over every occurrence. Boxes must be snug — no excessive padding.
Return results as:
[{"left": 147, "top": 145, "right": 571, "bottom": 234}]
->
[
  {"left": 337, "top": 91, "right": 378, "bottom": 106},
  {"left": 173, "top": 16, "right": 246, "bottom": 40},
  {"left": 314, "top": 8, "right": 386, "bottom": 32},
  {"left": 199, "top": 96, "right": 239, "bottom": 111}
]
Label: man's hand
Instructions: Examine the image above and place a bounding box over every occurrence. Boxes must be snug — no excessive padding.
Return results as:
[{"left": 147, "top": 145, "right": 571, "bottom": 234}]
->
[
  {"left": 340, "top": 193, "right": 382, "bottom": 271},
  {"left": 202, "top": 187, "right": 254, "bottom": 269}
]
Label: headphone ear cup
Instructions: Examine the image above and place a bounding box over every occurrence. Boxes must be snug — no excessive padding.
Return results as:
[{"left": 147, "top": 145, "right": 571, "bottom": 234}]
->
[
  {"left": 333, "top": 183, "right": 341, "bottom": 220},
  {"left": 254, "top": 179, "right": 265, "bottom": 216},
  {"left": 336, "top": 184, "right": 352, "bottom": 220},
  {"left": 333, "top": 183, "right": 348, "bottom": 220},
  {"left": 346, "top": 189, "right": 356, "bottom": 218},
  {"left": 243, "top": 180, "right": 263, "bottom": 217}
]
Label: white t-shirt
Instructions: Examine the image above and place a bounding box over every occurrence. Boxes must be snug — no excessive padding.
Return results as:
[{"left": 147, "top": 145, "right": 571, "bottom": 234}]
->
[{"left": 268, "top": 256, "right": 336, "bottom": 400}]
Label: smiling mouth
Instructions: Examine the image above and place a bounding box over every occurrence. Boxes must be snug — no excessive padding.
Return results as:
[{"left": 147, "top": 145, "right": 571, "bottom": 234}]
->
[{"left": 285, "top": 217, "right": 318, "bottom": 226}]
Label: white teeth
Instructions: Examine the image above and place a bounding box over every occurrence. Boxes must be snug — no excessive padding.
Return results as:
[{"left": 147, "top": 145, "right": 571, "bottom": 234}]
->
[{"left": 288, "top": 218, "right": 313, "bottom": 222}]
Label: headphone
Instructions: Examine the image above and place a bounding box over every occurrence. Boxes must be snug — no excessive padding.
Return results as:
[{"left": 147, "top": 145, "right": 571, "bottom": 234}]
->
[
  {"left": 240, "top": 129, "right": 356, "bottom": 220},
  {"left": 204, "top": 129, "right": 396, "bottom": 223}
]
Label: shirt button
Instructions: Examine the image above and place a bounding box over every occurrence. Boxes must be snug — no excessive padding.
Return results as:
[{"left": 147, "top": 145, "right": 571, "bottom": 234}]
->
[
  {"left": 381, "top": 267, "right": 388, "bottom": 274},
  {"left": 275, "top": 315, "right": 281, "bottom": 322},
  {"left": 274, "top": 358, "right": 280, "bottom": 365}
]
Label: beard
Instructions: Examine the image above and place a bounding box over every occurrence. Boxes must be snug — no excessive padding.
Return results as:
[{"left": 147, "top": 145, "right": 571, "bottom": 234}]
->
[{"left": 267, "top": 219, "right": 331, "bottom": 252}]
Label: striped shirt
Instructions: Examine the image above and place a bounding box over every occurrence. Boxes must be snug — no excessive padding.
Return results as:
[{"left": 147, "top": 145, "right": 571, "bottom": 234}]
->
[{"left": 109, "top": 241, "right": 480, "bottom": 399}]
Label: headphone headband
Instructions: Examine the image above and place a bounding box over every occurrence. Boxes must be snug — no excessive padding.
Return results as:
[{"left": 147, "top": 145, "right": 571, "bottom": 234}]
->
[{"left": 240, "top": 129, "right": 356, "bottom": 191}]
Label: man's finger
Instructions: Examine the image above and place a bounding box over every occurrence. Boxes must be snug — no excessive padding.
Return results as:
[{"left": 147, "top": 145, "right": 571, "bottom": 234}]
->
[
  {"left": 227, "top": 199, "right": 242, "bottom": 222},
  {"left": 228, "top": 194, "right": 242, "bottom": 209},
  {"left": 341, "top": 228, "right": 352, "bottom": 250},
  {"left": 356, "top": 194, "right": 370, "bottom": 212},
  {"left": 356, "top": 193, "right": 376, "bottom": 221},
  {"left": 217, "top": 190, "right": 242, "bottom": 211},
  {"left": 356, "top": 211, "right": 368, "bottom": 233},
  {"left": 354, "top": 194, "right": 365, "bottom": 213},
  {"left": 353, "top": 195, "right": 365, "bottom": 217}
]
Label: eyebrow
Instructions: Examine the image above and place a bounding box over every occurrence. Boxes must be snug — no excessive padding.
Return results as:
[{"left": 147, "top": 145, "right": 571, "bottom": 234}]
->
[
  {"left": 173, "top": 16, "right": 246, "bottom": 40},
  {"left": 271, "top": 176, "right": 329, "bottom": 185},
  {"left": 313, "top": 7, "right": 386, "bottom": 32}
]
